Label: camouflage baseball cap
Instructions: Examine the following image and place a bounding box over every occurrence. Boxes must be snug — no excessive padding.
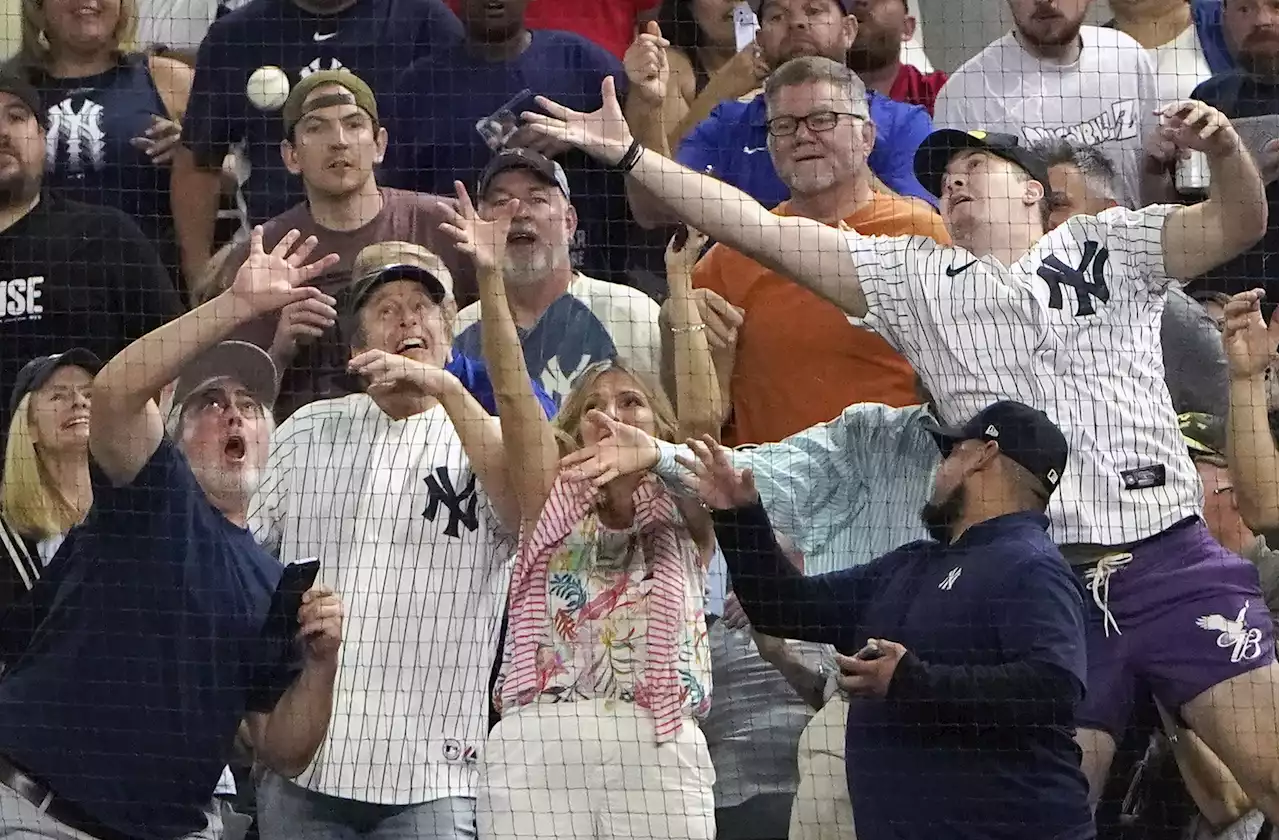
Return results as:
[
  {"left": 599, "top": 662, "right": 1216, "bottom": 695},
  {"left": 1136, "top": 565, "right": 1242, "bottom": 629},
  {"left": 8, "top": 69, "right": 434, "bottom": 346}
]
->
[{"left": 1180, "top": 412, "right": 1227, "bottom": 463}]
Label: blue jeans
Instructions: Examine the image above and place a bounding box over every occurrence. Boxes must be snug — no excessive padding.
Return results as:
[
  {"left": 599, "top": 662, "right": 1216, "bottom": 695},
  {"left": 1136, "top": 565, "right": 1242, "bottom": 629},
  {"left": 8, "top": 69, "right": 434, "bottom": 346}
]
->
[{"left": 255, "top": 772, "right": 476, "bottom": 840}]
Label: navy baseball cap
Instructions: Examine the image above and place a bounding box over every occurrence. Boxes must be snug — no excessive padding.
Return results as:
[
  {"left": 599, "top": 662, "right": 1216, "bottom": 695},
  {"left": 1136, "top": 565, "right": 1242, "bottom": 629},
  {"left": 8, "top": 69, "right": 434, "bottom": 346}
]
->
[
  {"left": 9, "top": 349, "right": 102, "bottom": 420},
  {"left": 0, "top": 74, "right": 46, "bottom": 130},
  {"left": 476, "top": 148, "right": 571, "bottom": 201},
  {"left": 930, "top": 400, "right": 1069, "bottom": 496},
  {"left": 914, "top": 129, "right": 1052, "bottom": 201}
]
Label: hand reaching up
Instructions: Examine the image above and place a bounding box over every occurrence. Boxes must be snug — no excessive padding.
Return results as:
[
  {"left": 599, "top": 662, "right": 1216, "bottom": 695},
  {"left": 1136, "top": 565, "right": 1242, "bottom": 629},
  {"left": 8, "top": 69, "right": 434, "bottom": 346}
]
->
[
  {"left": 228, "top": 227, "right": 340, "bottom": 316},
  {"left": 1222, "top": 289, "right": 1277, "bottom": 380},
  {"left": 624, "top": 21, "right": 670, "bottom": 106},
  {"left": 559, "top": 409, "right": 661, "bottom": 487},
  {"left": 520, "top": 76, "right": 635, "bottom": 167},
  {"left": 437, "top": 180, "right": 516, "bottom": 273}
]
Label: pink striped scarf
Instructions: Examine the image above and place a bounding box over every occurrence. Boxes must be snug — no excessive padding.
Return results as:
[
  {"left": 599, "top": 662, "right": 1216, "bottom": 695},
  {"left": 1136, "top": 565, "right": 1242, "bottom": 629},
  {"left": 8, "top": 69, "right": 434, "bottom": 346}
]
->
[{"left": 502, "top": 472, "right": 695, "bottom": 743}]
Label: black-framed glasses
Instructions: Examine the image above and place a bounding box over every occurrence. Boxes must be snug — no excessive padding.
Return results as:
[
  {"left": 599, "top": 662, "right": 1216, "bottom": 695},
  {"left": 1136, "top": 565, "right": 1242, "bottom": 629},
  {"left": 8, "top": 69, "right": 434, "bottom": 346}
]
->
[{"left": 765, "top": 110, "right": 864, "bottom": 138}]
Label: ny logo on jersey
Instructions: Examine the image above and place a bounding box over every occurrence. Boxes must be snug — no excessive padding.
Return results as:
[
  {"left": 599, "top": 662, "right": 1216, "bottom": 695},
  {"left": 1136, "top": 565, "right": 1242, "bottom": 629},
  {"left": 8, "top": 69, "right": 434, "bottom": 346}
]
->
[
  {"left": 300, "top": 57, "right": 346, "bottom": 79},
  {"left": 46, "top": 97, "right": 105, "bottom": 174},
  {"left": 1036, "top": 240, "right": 1111, "bottom": 317},
  {"left": 423, "top": 466, "right": 479, "bottom": 538}
]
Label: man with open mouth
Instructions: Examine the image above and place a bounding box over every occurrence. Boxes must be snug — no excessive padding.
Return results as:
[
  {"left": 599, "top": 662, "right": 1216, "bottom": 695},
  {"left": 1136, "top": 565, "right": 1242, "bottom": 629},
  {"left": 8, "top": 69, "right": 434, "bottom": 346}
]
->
[{"left": 0, "top": 225, "right": 346, "bottom": 840}]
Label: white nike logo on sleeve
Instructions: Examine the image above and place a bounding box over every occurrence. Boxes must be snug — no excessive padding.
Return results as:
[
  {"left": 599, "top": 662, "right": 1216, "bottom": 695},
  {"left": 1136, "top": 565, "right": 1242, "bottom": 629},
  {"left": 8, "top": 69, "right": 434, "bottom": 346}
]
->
[{"left": 313, "top": 31, "right": 337, "bottom": 41}]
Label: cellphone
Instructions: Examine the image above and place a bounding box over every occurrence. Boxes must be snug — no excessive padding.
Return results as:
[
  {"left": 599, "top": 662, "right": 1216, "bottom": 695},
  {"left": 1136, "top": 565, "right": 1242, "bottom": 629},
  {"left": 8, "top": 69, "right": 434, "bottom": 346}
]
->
[
  {"left": 476, "top": 88, "right": 533, "bottom": 152},
  {"left": 732, "top": 2, "right": 759, "bottom": 52},
  {"left": 264, "top": 558, "right": 320, "bottom": 639},
  {"left": 855, "top": 642, "right": 885, "bottom": 661}
]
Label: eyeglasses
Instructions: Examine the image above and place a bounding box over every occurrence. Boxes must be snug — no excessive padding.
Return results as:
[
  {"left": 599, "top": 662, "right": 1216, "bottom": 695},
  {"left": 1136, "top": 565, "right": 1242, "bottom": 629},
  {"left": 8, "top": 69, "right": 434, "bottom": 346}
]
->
[{"left": 765, "top": 110, "right": 865, "bottom": 138}]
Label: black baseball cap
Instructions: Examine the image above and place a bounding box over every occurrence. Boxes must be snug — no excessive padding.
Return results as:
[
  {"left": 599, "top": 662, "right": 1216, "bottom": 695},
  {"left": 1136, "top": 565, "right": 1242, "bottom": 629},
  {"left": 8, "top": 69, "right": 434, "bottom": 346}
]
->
[
  {"left": 9, "top": 349, "right": 102, "bottom": 420},
  {"left": 0, "top": 74, "right": 45, "bottom": 129},
  {"left": 930, "top": 400, "right": 1069, "bottom": 496},
  {"left": 476, "top": 148, "right": 571, "bottom": 201},
  {"left": 914, "top": 129, "right": 1052, "bottom": 202}
]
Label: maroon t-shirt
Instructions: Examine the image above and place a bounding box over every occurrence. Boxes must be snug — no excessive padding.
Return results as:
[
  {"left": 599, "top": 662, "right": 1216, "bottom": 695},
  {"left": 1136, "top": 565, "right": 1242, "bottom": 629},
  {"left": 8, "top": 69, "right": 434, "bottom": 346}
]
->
[{"left": 217, "top": 187, "right": 469, "bottom": 420}]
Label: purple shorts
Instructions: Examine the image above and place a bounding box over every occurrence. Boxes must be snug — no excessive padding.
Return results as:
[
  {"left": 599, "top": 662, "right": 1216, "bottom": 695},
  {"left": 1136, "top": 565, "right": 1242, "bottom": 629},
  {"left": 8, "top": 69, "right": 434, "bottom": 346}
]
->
[{"left": 1075, "top": 518, "right": 1277, "bottom": 738}]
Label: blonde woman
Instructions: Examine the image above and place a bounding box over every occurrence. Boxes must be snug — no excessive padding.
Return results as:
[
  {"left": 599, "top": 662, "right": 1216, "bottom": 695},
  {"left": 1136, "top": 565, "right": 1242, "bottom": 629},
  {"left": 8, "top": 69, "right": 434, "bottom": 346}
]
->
[
  {"left": 439, "top": 182, "right": 722, "bottom": 840},
  {"left": 1, "top": 350, "right": 98, "bottom": 603},
  {"left": 10, "top": 0, "right": 192, "bottom": 278}
]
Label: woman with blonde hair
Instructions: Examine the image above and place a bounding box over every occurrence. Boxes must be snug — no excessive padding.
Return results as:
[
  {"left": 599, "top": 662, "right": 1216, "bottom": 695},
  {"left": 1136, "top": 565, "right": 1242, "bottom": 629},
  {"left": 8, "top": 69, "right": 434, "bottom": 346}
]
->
[
  {"left": 0, "top": 349, "right": 98, "bottom": 609},
  {"left": 9, "top": 0, "right": 192, "bottom": 279},
  {"left": 439, "top": 182, "right": 723, "bottom": 840}
]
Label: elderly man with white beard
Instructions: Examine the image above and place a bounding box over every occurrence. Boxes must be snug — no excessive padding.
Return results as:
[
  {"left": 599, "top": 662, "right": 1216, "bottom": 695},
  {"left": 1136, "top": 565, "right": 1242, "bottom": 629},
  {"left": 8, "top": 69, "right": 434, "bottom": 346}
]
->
[{"left": 450, "top": 149, "right": 661, "bottom": 406}]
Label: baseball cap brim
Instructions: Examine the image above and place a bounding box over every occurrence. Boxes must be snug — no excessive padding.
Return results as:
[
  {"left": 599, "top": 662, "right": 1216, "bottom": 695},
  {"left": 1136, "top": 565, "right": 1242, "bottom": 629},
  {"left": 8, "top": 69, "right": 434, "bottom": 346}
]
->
[
  {"left": 349, "top": 263, "right": 452, "bottom": 313},
  {"left": 477, "top": 151, "right": 571, "bottom": 200},
  {"left": 914, "top": 129, "right": 1050, "bottom": 202},
  {"left": 8, "top": 348, "right": 103, "bottom": 420},
  {"left": 172, "top": 341, "right": 279, "bottom": 411}
]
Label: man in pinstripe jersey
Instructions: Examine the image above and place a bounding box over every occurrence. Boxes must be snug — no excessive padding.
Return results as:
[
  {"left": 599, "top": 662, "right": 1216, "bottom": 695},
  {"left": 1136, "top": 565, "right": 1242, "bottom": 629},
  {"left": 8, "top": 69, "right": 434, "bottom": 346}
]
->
[{"left": 509, "top": 60, "right": 1279, "bottom": 824}]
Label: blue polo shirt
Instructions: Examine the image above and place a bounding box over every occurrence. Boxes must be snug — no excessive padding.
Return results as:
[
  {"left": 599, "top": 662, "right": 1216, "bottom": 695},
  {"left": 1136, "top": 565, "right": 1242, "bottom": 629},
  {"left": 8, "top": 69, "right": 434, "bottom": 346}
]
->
[
  {"left": 676, "top": 91, "right": 936, "bottom": 209},
  {"left": 715, "top": 506, "right": 1094, "bottom": 840},
  {"left": 0, "top": 440, "right": 300, "bottom": 840},
  {"left": 183, "top": 0, "right": 462, "bottom": 225},
  {"left": 381, "top": 30, "right": 635, "bottom": 282}
]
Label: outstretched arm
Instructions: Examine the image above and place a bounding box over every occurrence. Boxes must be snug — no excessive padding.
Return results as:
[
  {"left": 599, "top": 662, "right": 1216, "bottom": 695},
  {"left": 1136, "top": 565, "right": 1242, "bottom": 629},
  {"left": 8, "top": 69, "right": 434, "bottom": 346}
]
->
[
  {"left": 521, "top": 77, "right": 869, "bottom": 318},
  {"left": 440, "top": 184, "right": 560, "bottom": 536},
  {"left": 1222, "top": 290, "right": 1279, "bottom": 534},
  {"left": 684, "top": 437, "right": 870, "bottom": 652},
  {"left": 91, "top": 229, "right": 338, "bottom": 486},
  {"left": 664, "top": 226, "right": 724, "bottom": 440}
]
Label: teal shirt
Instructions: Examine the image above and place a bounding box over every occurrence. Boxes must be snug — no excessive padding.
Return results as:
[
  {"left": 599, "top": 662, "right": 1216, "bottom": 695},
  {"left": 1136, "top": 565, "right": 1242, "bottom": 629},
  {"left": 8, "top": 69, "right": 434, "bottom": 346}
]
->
[{"left": 659, "top": 402, "right": 941, "bottom": 575}]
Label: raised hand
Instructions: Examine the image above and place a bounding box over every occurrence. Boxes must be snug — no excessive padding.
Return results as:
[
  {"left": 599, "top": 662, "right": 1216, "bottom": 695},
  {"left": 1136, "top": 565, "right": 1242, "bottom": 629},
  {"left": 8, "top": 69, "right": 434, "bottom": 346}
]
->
[
  {"left": 559, "top": 409, "right": 661, "bottom": 487},
  {"left": 520, "top": 76, "right": 635, "bottom": 166},
  {"left": 348, "top": 349, "right": 457, "bottom": 398},
  {"left": 437, "top": 180, "right": 516, "bottom": 273},
  {"left": 676, "top": 434, "right": 759, "bottom": 510},
  {"left": 228, "top": 227, "right": 341, "bottom": 316},
  {"left": 625, "top": 21, "right": 670, "bottom": 106},
  {"left": 665, "top": 224, "right": 709, "bottom": 288},
  {"left": 1222, "top": 289, "right": 1277, "bottom": 380},
  {"left": 1156, "top": 101, "right": 1240, "bottom": 159}
]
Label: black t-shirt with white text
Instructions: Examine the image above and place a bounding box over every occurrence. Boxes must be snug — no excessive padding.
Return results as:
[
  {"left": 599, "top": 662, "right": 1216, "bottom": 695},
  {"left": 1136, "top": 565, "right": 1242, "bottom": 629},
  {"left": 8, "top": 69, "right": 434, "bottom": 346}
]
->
[{"left": 0, "top": 194, "right": 183, "bottom": 433}]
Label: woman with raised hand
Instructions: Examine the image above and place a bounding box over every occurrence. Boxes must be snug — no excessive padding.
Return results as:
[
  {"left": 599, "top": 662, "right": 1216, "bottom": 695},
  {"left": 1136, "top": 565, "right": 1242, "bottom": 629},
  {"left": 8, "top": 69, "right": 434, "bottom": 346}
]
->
[{"left": 439, "top": 181, "right": 721, "bottom": 840}]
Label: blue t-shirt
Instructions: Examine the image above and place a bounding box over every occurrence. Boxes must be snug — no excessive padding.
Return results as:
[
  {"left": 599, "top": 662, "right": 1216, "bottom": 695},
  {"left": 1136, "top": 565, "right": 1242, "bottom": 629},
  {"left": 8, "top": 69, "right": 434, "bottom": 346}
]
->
[
  {"left": 446, "top": 351, "right": 557, "bottom": 418},
  {"left": 829, "top": 513, "right": 1092, "bottom": 840},
  {"left": 0, "top": 440, "right": 299, "bottom": 840},
  {"left": 183, "top": 0, "right": 462, "bottom": 225},
  {"left": 676, "top": 91, "right": 936, "bottom": 209},
  {"left": 381, "top": 30, "right": 634, "bottom": 281}
]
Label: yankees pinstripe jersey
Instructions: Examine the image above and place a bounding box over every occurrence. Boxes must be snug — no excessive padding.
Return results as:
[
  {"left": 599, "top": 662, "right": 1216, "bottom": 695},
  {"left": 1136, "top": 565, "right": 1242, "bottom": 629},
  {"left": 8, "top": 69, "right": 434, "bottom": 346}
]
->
[
  {"left": 849, "top": 204, "right": 1201, "bottom": 547},
  {"left": 248, "top": 393, "right": 512, "bottom": 805}
]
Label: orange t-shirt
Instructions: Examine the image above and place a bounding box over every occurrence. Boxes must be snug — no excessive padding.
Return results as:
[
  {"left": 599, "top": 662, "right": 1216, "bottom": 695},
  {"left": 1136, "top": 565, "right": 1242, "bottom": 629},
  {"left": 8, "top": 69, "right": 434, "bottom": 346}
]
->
[{"left": 694, "top": 193, "right": 950, "bottom": 446}]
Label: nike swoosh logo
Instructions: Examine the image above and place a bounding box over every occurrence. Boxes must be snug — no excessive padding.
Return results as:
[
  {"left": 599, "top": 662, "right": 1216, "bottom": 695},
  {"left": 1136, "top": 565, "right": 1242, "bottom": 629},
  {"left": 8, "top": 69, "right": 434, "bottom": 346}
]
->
[
  {"left": 742, "top": 146, "right": 767, "bottom": 155},
  {"left": 945, "top": 259, "right": 978, "bottom": 277},
  {"left": 313, "top": 31, "right": 337, "bottom": 41}
]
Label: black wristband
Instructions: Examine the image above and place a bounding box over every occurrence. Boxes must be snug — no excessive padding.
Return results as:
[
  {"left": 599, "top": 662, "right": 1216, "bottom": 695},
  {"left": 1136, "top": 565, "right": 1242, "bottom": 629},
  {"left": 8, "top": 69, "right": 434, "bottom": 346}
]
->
[{"left": 615, "top": 138, "right": 644, "bottom": 173}]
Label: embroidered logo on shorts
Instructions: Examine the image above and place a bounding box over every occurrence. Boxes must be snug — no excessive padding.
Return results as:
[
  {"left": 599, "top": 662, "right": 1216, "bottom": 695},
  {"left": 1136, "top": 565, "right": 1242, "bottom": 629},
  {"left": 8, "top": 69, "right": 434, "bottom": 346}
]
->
[{"left": 1195, "top": 602, "right": 1264, "bottom": 663}]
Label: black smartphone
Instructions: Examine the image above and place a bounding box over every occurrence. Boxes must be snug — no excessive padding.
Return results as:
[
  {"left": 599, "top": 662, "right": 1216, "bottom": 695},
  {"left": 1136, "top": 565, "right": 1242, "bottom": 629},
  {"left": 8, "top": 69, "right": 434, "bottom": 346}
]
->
[{"left": 264, "top": 558, "right": 320, "bottom": 639}]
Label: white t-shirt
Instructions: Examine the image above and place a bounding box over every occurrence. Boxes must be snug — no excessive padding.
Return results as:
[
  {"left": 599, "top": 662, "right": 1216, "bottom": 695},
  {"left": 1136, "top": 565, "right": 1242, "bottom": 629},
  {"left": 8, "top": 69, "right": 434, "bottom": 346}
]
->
[
  {"left": 934, "top": 26, "right": 1160, "bottom": 208},
  {"left": 1149, "top": 24, "right": 1213, "bottom": 104},
  {"left": 249, "top": 393, "right": 512, "bottom": 805},
  {"left": 846, "top": 204, "right": 1202, "bottom": 547},
  {"left": 454, "top": 272, "right": 662, "bottom": 406}
]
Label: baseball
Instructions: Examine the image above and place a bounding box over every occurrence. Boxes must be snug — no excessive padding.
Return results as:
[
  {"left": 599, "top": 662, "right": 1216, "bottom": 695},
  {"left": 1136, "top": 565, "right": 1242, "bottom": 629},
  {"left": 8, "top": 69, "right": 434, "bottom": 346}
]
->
[{"left": 246, "top": 66, "right": 291, "bottom": 112}]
